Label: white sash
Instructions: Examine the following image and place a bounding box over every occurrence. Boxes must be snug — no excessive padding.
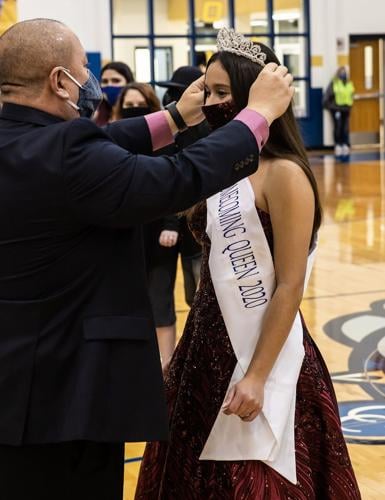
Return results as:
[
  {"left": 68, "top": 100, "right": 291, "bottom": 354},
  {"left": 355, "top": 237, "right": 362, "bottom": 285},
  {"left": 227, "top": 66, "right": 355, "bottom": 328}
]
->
[{"left": 200, "top": 178, "right": 316, "bottom": 484}]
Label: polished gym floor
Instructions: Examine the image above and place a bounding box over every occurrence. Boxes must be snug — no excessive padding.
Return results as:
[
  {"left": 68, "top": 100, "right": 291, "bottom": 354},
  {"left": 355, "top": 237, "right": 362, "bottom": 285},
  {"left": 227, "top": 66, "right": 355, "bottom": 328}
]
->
[{"left": 123, "top": 152, "right": 385, "bottom": 500}]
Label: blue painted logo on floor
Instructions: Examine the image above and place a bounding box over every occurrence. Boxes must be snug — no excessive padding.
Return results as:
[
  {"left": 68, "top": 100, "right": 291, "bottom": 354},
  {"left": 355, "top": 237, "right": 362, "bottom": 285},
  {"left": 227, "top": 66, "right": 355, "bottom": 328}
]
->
[{"left": 324, "top": 299, "right": 385, "bottom": 443}]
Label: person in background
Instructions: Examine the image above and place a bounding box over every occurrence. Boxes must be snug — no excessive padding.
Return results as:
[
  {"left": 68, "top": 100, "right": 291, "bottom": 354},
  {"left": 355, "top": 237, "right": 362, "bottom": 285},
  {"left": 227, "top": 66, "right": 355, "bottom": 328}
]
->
[
  {"left": 323, "top": 66, "right": 355, "bottom": 162},
  {"left": 95, "top": 61, "right": 134, "bottom": 125},
  {"left": 115, "top": 82, "right": 160, "bottom": 119},
  {"left": 159, "top": 65, "right": 203, "bottom": 107},
  {"left": 195, "top": 51, "right": 208, "bottom": 73},
  {"left": 116, "top": 82, "right": 179, "bottom": 367},
  {"left": 156, "top": 67, "right": 212, "bottom": 367}
]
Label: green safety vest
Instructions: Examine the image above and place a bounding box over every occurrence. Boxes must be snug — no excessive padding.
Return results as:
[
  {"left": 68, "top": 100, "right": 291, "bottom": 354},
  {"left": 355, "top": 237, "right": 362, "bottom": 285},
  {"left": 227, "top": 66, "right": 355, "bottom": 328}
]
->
[{"left": 333, "top": 78, "right": 355, "bottom": 106}]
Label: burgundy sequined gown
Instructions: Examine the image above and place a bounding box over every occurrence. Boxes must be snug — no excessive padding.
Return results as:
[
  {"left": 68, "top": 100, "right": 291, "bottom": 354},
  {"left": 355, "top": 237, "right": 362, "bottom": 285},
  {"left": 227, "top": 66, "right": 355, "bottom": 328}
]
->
[{"left": 135, "top": 204, "right": 361, "bottom": 500}]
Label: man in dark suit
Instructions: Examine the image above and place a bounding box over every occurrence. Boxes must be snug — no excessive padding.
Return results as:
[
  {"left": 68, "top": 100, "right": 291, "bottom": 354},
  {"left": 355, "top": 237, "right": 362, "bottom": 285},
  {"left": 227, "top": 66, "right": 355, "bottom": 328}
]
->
[{"left": 0, "top": 18, "right": 294, "bottom": 500}]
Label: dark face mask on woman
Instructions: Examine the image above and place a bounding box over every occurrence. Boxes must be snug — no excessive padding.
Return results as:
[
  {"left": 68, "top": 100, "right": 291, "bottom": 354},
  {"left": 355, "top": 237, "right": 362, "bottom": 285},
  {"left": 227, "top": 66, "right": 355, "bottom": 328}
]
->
[
  {"left": 201, "top": 100, "right": 238, "bottom": 130},
  {"left": 120, "top": 106, "right": 151, "bottom": 119}
]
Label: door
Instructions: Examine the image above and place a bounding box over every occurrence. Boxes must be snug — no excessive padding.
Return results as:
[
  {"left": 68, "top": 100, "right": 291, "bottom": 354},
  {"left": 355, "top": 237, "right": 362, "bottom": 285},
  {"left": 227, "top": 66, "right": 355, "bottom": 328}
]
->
[{"left": 349, "top": 39, "right": 381, "bottom": 146}]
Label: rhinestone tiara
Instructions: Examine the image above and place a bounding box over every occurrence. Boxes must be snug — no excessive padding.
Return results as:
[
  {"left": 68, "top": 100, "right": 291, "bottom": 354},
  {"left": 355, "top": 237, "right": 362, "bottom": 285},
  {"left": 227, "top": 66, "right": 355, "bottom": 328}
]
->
[{"left": 216, "top": 27, "right": 267, "bottom": 67}]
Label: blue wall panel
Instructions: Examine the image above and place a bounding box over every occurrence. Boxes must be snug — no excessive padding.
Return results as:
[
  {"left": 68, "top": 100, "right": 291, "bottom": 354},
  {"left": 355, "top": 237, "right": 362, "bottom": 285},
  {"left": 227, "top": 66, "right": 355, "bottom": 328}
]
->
[
  {"left": 86, "top": 52, "right": 102, "bottom": 80},
  {"left": 298, "top": 87, "right": 323, "bottom": 149}
]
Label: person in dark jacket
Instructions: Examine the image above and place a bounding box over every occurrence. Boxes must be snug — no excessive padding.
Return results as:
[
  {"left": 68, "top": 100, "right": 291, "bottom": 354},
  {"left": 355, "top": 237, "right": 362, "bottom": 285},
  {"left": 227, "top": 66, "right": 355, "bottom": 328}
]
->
[
  {"left": 153, "top": 66, "right": 210, "bottom": 366},
  {"left": 116, "top": 75, "right": 208, "bottom": 368},
  {"left": 115, "top": 82, "right": 180, "bottom": 366},
  {"left": 0, "top": 18, "right": 294, "bottom": 500}
]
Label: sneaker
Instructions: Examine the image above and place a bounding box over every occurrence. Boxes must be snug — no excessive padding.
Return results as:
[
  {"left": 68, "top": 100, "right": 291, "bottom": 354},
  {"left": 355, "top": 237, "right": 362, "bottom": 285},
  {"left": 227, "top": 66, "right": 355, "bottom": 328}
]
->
[
  {"left": 334, "top": 145, "right": 342, "bottom": 158},
  {"left": 342, "top": 144, "right": 350, "bottom": 155}
]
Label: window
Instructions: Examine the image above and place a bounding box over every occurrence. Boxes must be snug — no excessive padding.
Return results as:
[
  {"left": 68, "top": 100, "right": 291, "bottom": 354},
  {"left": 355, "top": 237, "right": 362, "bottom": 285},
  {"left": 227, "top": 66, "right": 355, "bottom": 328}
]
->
[{"left": 111, "top": 0, "right": 310, "bottom": 116}]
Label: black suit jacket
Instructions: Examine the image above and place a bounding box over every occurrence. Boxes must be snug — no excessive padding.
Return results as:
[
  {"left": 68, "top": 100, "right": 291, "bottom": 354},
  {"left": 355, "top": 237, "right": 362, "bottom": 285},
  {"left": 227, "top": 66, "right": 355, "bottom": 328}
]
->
[{"left": 0, "top": 103, "right": 260, "bottom": 445}]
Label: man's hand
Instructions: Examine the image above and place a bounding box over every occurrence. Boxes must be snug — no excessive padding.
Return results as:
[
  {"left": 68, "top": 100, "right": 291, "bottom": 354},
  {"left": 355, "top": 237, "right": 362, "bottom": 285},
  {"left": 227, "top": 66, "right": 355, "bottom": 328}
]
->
[
  {"left": 221, "top": 375, "right": 264, "bottom": 422},
  {"left": 176, "top": 75, "right": 205, "bottom": 127},
  {"left": 159, "top": 230, "right": 178, "bottom": 247},
  {"left": 247, "top": 63, "right": 295, "bottom": 125}
]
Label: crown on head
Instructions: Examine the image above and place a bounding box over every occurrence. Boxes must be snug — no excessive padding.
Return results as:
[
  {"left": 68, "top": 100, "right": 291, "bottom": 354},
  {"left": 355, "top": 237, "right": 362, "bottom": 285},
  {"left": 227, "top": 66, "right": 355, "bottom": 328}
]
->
[{"left": 216, "top": 27, "right": 267, "bottom": 67}]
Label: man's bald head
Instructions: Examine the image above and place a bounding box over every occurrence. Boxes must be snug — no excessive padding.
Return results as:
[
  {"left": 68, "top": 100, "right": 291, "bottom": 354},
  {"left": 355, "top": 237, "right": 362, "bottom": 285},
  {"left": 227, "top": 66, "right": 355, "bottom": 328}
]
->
[{"left": 0, "top": 18, "right": 80, "bottom": 96}]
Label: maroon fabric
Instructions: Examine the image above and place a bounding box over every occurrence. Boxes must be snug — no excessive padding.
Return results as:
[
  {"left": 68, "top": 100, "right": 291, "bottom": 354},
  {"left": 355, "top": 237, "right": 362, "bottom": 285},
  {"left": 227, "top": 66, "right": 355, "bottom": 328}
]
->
[
  {"left": 135, "top": 205, "right": 361, "bottom": 500},
  {"left": 202, "top": 100, "right": 238, "bottom": 130}
]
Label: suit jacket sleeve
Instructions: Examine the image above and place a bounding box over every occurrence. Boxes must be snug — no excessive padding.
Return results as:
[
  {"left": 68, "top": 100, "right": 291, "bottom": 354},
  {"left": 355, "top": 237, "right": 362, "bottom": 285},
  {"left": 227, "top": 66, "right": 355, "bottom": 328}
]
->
[
  {"left": 61, "top": 118, "right": 260, "bottom": 227},
  {"left": 162, "top": 215, "right": 180, "bottom": 233},
  {"left": 103, "top": 116, "right": 154, "bottom": 154}
]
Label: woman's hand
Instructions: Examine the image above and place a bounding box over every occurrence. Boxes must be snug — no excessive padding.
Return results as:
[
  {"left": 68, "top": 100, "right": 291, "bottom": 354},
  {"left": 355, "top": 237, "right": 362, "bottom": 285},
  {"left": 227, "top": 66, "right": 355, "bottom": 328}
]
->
[
  {"left": 222, "top": 375, "right": 264, "bottom": 422},
  {"left": 159, "top": 230, "right": 178, "bottom": 247}
]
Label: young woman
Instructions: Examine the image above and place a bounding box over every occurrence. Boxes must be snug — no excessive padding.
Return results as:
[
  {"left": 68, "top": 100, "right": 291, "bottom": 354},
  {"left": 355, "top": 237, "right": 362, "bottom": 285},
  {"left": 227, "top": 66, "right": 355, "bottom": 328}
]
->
[
  {"left": 94, "top": 61, "right": 134, "bottom": 126},
  {"left": 114, "top": 81, "right": 179, "bottom": 366},
  {"left": 115, "top": 82, "right": 161, "bottom": 119},
  {"left": 135, "top": 28, "right": 361, "bottom": 499}
]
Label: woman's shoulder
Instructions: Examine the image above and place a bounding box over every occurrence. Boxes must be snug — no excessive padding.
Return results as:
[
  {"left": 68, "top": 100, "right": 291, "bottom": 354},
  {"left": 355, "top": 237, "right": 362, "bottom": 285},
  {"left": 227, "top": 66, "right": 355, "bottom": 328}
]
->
[
  {"left": 249, "top": 157, "right": 309, "bottom": 188},
  {"left": 263, "top": 157, "right": 309, "bottom": 182},
  {"left": 248, "top": 157, "right": 312, "bottom": 213},
  {"left": 262, "top": 157, "right": 314, "bottom": 199}
]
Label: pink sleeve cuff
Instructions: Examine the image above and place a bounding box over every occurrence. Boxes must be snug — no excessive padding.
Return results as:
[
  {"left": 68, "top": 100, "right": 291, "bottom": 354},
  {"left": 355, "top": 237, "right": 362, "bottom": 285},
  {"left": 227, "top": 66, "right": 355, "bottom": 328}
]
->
[
  {"left": 144, "top": 111, "right": 175, "bottom": 151},
  {"left": 234, "top": 109, "right": 269, "bottom": 151}
]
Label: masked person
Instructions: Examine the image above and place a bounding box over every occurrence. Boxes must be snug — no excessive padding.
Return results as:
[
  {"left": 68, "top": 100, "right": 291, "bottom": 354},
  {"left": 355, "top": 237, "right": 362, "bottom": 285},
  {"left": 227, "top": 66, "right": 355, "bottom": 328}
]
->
[
  {"left": 116, "top": 82, "right": 180, "bottom": 367},
  {"left": 195, "top": 51, "right": 207, "bottom": 74},
  {"left": 159, "top": 67, "right": 211, "bottom": 366},
  {"left": 157, "top": 67, "right": 212, "bottom": 367},
  {"left": 135, "top": 28, "right": 361, "bottom": 500},
  {"left": 116, "top": 82, "right": 206, "bottom": 369},
  {"left": 115, "top": 82, "right": 159, "bottom": 119},
  {"left": 95, "top": 61, "right": 134, "bottom": 125},
  {"left": 323, "top": 66, "right": 355, "bottom": 162},
  {"left": 0, "top": 18, "right": 295, "bottom": 500},
  {"left": 158, "top": 65, "right": 203, "bottom": 107}
]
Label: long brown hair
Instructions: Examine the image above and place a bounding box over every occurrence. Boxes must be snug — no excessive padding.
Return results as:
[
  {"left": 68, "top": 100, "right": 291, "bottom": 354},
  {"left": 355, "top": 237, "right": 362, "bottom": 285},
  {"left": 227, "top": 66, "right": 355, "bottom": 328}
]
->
[
  {"left": 203, "top": 47, "right": 322, "bottom": 241},
  {"left": 115, "top": 82, "right": 161, "bottom": 119}
]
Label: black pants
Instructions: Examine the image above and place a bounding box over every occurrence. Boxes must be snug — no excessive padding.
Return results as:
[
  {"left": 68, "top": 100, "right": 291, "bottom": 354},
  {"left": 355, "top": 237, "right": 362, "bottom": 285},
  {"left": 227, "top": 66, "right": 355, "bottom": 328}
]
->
[
  {"left": 0, "top": 441, "right": 124, "bottom": 500},
  {"left": 147, "top": 245, "right": 178, "bottom": 327},
  {"left": 181, "top": 254, "right": 201, "bottom": 307},
  {"left": 332, "top": 109, "right": 350, "bottom": 145}
]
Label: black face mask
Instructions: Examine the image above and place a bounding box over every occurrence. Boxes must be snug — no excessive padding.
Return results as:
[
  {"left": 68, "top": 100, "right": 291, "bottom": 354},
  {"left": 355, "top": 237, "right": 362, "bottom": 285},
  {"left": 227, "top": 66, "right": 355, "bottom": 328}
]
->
[
  {"left": 201, "top": 100, "right": 238, "bottom": 130},
  {"left": 120, "top": 106, "right": 151, "bottom": 118}
]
